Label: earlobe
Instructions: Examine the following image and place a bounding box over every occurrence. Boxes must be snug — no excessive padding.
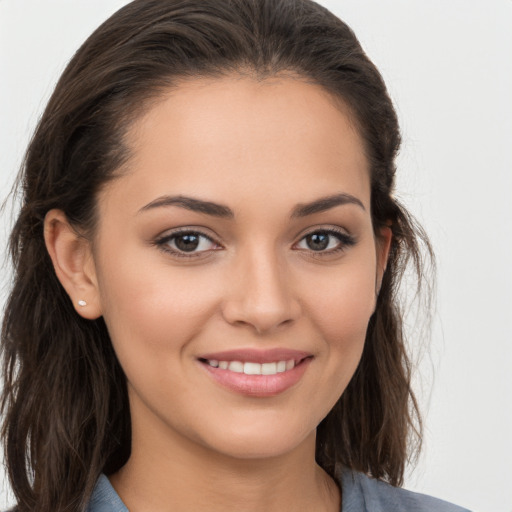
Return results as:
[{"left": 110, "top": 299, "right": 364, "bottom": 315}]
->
[{"left": 43, "top": 209, "right": 102, "bottom": 320}]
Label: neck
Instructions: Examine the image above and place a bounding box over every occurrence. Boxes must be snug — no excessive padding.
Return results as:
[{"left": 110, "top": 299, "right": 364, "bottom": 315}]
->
[{"left": 110, "top": 417, "right": 339, "bottom": 512}]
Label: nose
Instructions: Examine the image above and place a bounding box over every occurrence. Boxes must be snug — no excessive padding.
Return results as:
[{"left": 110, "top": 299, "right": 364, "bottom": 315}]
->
[{"left": 221, "top": 244, "right": 301, "bottom": 335}]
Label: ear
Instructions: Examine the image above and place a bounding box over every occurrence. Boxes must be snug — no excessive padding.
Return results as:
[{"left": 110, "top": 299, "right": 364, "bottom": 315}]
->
[
  {"left": 44, "top": 209, "right": 102, "bottom": 320},
  {"left": 375, "top": 225, "right": 392, "bottom": 295}
]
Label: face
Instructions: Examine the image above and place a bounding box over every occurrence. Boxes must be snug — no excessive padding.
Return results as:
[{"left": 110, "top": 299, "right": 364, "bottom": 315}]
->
[{"left": 88, "top": 76, "right": 389, "bottom": 461}]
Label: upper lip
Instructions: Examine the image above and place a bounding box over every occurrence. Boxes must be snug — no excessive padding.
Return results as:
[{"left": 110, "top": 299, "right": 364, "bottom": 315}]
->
[{"left": 198, "top": 348, "right": 312, "bottom": 364}]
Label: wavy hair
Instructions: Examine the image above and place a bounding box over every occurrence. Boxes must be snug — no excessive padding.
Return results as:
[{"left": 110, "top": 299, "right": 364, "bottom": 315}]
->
[{"left": 1, "top": 0, "right": 433, "bottom": 510}]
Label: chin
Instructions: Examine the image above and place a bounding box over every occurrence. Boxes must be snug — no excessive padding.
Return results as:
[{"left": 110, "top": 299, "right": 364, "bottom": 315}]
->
[{"left": 197, "top": 419, "right": 316, "bottom": 461}]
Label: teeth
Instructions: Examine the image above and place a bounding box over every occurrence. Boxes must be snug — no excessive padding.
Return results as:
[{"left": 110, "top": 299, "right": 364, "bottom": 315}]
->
[
  {"left": 261, "top": 362, "right": 277, "bottom": 375},
  {"left": 228, "top": 361, "right": 244, "bottom": 373},
  {"left": 207, "top": 359, "right": 297, "bottom": 375},
  {"left": 276, "top": 360, "right": 286, "bottom": 373},
  {"left": 244, "top": 362, "right": 261, "bottom": 375}
]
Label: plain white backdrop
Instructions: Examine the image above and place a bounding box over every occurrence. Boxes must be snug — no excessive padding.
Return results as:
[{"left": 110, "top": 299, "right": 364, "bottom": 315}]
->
[{"left": 1, "top": 2, "right": 511, "bottom": 511}]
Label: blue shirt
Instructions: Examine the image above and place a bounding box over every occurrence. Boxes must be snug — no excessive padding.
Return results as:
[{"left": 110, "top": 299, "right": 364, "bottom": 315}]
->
[{"left": 87, "top": 469, "right": 471, "bottom": 511}]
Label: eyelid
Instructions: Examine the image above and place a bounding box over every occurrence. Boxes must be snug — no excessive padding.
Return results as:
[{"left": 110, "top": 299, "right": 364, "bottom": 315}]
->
[
  {"left": 152, "top": 224, "right": 356, "bottom": 260},
  {"left": 293, "top": 226, "right": 356, "bottom": 254},
  {"left": 154, "top": 227, "right": 223, "bottom": 258}
]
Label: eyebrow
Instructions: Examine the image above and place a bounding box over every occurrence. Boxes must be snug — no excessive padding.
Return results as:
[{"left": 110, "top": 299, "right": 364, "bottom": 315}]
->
[
  {"left": 291, "top": 193, "right": 365, "bottom": 217},
  {"left": 139, "top": 195, "right": 234, "bottom": 218},
  {"left": 138, "top": 192, "right": 365, "bottom": 218}
]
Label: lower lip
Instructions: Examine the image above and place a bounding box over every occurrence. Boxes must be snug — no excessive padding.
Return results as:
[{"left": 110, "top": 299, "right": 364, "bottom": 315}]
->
[{"left": 200, "top": 358, "right": 312, "bottom": 397}]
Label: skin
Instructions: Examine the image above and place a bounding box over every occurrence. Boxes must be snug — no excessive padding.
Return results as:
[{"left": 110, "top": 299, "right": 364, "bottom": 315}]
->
[{"left": 45, "top": 76, "right": 391, "bottom": 512}]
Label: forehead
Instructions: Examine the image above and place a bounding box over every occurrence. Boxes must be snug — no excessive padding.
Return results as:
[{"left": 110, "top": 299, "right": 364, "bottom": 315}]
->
[{"left": 103, "top": 75, "right": 370, "bottom": 215}]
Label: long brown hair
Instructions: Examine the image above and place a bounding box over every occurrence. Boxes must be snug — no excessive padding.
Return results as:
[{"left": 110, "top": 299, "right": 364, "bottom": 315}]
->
[{"left": 1, "top": 1, "right": 432, "bottom": 510}]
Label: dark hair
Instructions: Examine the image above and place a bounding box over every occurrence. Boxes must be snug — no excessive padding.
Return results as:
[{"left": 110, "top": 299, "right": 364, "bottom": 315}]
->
[{"left": 1, "top": 0, "right": 432, "bottom": 510}]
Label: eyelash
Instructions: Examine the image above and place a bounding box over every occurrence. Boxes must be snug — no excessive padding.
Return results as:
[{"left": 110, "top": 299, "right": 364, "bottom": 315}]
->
[
  {"left": 154, "top": 227, "right": 356, "bottom": 259},
  {"left": 154, "top": 229, "right": 221, "bottom": 259},
  {"left": 295, "top": 228, "right": 356, "bottom": 257}
]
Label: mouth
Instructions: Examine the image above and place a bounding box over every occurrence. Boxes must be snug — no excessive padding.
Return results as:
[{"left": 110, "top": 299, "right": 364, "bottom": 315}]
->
[
  {"left": 197, "top": 349, "right": 313, "bottom": 397},
  {"left": 199, "top": 358, "right": 302, "bottom": 375}
]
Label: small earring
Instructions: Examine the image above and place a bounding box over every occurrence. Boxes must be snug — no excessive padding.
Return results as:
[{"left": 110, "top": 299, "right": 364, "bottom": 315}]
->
[{"left": 78, "top": 300, "right": 87, "bottom": 307}]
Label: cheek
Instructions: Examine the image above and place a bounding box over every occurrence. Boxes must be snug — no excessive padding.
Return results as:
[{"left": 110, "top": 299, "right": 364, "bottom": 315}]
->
[
  {"left": 299, "top": 253, "right": 377, "bottom": 392},
  {"left": 96, "top": 248, "right": 222, "bottom": 364},
  {"left": 304, "top": 256, "right": 377, "bottom": 344}
]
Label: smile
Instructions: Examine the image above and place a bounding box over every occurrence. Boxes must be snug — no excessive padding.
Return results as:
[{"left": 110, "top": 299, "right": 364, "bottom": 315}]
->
[
  {"left": 204, "top": 359, "right": 296, "bottom": 375},
  {"left": 198, "top": 349, "right": 313, "bottom": 397}
]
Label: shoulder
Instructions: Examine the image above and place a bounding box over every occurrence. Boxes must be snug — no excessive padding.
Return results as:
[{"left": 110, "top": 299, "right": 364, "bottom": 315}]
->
[
  {"left": 339, "top": 467, "right": 472, "bottom": 512},
  {"left": 86, "top": 474, "right": 128, "bottom": 512}
]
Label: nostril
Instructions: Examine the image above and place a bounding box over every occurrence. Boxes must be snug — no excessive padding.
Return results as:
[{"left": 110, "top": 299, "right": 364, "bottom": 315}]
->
[{"left": 222, "top": 304, "right": 299, "bottom": 335}]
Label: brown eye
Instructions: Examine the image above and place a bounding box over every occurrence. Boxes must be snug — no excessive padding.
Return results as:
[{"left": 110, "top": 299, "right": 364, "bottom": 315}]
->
[
  {"left": 295, "top": 229, "right": 356, "bottom": 254},
  {"left": 305, "top": 232, "right": 330, "bottom": 251},
  {"left": 156, "top": 230, "right": 219, "bottom": 257},
  {"left": 174, "top": 233, "right": 201, "bottom": 252}
]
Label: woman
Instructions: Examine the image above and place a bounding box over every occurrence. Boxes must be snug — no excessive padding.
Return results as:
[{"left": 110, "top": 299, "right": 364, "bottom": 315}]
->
[{"left": 1, "top": 1, "right": 470, "bottom": 511}]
